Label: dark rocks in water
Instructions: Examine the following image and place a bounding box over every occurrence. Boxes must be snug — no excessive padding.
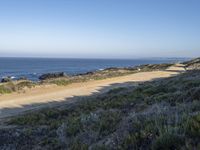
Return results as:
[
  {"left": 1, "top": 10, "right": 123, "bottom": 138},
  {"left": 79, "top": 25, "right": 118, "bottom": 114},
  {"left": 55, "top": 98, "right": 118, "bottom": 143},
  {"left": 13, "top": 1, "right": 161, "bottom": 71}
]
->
[
  {"left": 39, "top": 72, "right": 67, "bottom": 80},
  {"left": 1, "top": 77, "right": 12, "bottom": 83},
  {"left": 104, "top": 67, "right": 126, "bottom": 71},
  {"left": 104, "top": 67, "right": 119, "bottom": 71},
  {"left": 77, "top": 71, "right": 95, "bottom": 76}
]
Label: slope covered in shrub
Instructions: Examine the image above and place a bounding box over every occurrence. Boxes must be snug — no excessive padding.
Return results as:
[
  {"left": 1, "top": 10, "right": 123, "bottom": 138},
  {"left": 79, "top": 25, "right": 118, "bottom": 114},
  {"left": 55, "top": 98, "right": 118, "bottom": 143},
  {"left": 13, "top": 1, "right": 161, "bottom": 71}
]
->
[{"left": 0, "top": 70, "right": 199, "bottom": 150}]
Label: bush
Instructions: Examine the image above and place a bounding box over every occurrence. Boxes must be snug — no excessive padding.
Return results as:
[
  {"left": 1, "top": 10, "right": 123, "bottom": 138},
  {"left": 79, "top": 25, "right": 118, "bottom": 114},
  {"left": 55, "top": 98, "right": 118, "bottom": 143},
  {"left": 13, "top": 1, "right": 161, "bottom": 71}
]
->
[
  {"left": 16, "top": 81, "right": 35, "bottom": 89},
  {"left": 65, "top": 117, "right": 82, "bottom": 136},
  {"left": 152, "top": 133, "right": 184, "bottom": 150},
  {"left": 98, "top": 111, "right": 121, "bottom": 136},
  {"left": 185, "top": 114, "right": 200, "bottom": 138},
  {"left": 0, "top": 81, "right": 35, "bottom": 94},
  {"left": 49, "top": 79, "right": 71, "bottom": 86},
  {"left": 0, "top": 85, "right": 12, "bottom": 94}
]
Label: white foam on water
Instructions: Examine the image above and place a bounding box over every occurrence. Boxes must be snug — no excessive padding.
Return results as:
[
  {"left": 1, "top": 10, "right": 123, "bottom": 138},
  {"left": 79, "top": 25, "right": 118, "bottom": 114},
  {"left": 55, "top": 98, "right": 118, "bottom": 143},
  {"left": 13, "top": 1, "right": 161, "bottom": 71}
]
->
[{"left": 11, "top": 76, "right": 16, "bottom": 79}]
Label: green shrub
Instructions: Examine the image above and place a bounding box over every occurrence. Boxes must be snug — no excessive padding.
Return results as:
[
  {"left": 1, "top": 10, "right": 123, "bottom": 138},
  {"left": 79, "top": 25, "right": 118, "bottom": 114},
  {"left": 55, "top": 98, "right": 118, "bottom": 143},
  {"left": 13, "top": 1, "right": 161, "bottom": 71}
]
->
[
  {"left": 0, "top": 85, "right": 12, "bottom": 94},
  {"left": 121, "top": 133, "right": 142, "bottom": 149},
  {"left": 16, "top": 81, "right": 35, "bottom": 89},
  {"left": 143, "top": 85, "right": 167, "bottom": 96},
  {"left": 50, "top": 79, "right": 71, "bottom": 86},
  {"left": 183, "top": 79, "right": 200, "bottom": 89},
  {"left": 9, "top": 113, "right": 44, "bottom": 125},
  {"left": 107, "top": 87, "right": 126, "bottom": 94},
  {"left": 65, "top": 117, "right": 82, "bottom": 136},
  {"left": 0, "top": 81, "right": 35, "bottom": 94},
  {"left": 185, "top": 113, "right": 200, "bottom": 138},
  {"left": 70, "top": 140, "right": 88, "bottom": 150},
  {"left": 152, "top": 133, "right": 184, "bottom": 150},
  {"left": 100, "top": 112, "right": 120, "bottom": 135},
  {"left": 92, "top": 111, "right": 122, "bottom": 136}
]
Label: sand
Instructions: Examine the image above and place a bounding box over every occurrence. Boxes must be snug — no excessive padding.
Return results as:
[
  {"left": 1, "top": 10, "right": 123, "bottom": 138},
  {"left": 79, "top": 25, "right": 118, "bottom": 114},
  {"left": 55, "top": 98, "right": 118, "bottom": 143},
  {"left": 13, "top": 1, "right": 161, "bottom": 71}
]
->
[{"left": 0, "top": 64, "right": 185, "bottom": 119}]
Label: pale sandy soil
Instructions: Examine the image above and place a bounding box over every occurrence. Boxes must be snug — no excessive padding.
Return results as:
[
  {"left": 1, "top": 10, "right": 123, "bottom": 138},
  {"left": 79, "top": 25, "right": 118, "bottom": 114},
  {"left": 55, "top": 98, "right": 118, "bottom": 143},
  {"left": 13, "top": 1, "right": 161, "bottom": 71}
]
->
[{"left": 0, "top": 64, "right": 185, "bottom": 119}]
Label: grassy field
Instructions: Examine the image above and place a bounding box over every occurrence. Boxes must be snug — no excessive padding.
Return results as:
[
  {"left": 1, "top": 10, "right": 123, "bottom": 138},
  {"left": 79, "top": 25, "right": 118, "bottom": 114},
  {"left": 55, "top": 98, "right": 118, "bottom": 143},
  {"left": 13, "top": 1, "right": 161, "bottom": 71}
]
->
[{"left": 0, "top": 69, "right": 199, "bottom": 150}]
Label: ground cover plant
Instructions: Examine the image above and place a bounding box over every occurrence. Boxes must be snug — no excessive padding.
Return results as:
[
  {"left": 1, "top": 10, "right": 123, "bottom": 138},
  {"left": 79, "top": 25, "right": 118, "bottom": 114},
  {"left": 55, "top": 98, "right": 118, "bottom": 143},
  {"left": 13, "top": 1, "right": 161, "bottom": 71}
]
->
[{"left": 0, "top": 70, "right": 199, "bottom": 149}]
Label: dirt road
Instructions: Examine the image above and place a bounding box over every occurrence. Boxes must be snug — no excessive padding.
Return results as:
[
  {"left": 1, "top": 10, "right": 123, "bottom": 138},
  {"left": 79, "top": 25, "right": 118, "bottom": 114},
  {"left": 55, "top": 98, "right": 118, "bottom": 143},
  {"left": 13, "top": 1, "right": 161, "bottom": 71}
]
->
[{"left": 0, "top": 64, "right": 185, "bottom": 119}]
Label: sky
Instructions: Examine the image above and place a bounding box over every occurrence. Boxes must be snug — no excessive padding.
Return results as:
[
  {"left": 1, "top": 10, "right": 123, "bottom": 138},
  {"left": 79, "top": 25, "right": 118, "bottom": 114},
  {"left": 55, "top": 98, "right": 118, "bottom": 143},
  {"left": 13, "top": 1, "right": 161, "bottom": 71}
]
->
[{"left": 0, "top": 0, "right": 199, "bottom": 58}]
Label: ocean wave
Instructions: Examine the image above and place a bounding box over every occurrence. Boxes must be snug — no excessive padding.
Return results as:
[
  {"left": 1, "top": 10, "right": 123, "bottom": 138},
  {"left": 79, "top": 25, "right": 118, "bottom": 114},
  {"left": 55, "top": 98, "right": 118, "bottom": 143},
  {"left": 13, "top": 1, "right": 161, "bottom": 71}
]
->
[
  {"left": 10, "top": 76, "right": 16, "bottom": 79},
  {"left": 1, "top": 76, "right": 16, "bottom": 79}
]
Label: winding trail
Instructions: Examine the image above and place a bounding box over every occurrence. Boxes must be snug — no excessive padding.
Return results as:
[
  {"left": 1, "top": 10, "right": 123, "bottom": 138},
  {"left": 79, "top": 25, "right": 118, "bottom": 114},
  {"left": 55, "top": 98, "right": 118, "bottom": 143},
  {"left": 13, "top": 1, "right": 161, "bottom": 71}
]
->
[{"left": 0, "top": 64, "right": 185, "bottom": 119}]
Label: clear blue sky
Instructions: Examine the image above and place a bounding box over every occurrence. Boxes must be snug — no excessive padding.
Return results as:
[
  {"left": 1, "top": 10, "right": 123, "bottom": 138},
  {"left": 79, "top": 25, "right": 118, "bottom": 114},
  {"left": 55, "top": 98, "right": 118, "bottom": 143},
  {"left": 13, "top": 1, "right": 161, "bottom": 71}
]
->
[{"left": 0, "top": 0, "right": 199, "bottom": 58}]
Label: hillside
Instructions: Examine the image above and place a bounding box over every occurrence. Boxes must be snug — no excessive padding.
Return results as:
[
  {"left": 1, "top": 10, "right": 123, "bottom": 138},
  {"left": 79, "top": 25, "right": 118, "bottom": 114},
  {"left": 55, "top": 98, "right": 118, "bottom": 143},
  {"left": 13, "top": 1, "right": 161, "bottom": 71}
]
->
[
  {"left": 0, "top": 68, "right": 199, "bottom": 149},
  {"left": 183, "top": 57, "right": 200, "bottom": 70},
  {"left": 0, "top": 65, "right": 181, "bottom": 119}
]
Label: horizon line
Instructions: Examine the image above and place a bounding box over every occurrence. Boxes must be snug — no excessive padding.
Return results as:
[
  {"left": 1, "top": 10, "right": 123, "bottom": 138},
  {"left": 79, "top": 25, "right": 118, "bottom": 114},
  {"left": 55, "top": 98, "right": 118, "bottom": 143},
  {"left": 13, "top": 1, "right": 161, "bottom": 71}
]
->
[{"left": 0, "top": 56, "right": 193, "bottom": 60}]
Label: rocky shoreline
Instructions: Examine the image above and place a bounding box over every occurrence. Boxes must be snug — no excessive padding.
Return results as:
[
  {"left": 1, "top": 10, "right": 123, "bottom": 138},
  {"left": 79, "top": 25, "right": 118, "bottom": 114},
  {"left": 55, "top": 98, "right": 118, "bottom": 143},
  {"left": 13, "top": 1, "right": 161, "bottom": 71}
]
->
[
  {"left": 1, "top": 63, "right": 173, "bottom": 83},
  {"left": 0, "top": 58, "right": 199, "bottom": 94}
]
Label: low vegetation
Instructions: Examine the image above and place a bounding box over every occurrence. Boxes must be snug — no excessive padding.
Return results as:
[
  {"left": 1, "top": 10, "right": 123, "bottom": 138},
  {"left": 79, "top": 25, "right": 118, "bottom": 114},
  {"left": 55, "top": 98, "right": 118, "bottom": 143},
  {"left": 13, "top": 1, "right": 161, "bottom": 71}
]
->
[
  {"left": 183, "top": 57, "right": 200, "bottom": 70},
  {"left": 0, "top": 81, "right": 35, "bottom": 94},
  {"left": 0, "top": 69, "right": 199, "bottom": 149}
]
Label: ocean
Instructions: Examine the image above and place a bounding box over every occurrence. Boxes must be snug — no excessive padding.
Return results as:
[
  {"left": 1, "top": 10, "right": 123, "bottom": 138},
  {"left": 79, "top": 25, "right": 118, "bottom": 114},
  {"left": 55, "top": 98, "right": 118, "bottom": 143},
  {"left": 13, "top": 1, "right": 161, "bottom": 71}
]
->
[{"left": 0, "top": 57, "right": 189, "bottom": 81}]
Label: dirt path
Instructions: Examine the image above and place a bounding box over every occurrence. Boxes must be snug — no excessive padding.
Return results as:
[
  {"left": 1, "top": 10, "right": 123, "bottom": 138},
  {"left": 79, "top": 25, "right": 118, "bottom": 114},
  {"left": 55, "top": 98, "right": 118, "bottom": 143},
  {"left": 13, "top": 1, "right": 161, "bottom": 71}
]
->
[{"left": 0, "top": 64, "right": 185, "bottom": 119}]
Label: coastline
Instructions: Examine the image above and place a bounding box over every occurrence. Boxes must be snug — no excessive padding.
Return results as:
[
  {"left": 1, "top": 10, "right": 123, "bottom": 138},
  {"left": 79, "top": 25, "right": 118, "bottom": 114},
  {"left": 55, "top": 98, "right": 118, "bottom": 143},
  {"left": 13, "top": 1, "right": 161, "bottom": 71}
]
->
[
  {"left": 0, "top": 63, "right": 175, "bottom": 94},
  {"left": 0, "top": 57, "right": 188, "bottom": 81},
  {"left": 0, "top": 59, "right": 199, "bottom": 149},
  {"left": 0, "top": 64, "right": 184, "bottom": 119}
]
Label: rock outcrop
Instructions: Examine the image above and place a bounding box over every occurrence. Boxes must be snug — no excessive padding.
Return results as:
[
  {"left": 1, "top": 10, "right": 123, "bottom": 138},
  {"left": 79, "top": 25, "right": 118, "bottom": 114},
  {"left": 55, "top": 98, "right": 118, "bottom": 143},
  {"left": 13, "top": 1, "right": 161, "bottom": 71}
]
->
[
  {"left": 39, "top": 72, "right": 67, "bottom": 80},
  {"left": 1, "top": 77, "right": 12, "bottom": 83}
]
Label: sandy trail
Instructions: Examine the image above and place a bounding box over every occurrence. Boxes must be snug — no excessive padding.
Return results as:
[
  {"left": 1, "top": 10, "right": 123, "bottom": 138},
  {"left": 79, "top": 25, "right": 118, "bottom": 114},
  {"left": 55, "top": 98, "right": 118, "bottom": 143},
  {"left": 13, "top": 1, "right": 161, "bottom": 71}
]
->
[{"left": 0, "top": 65, "right": 185, "bottom": 119}]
